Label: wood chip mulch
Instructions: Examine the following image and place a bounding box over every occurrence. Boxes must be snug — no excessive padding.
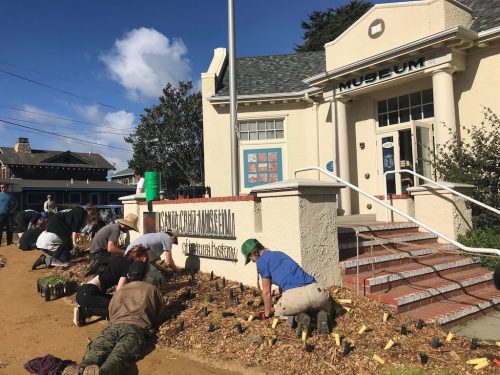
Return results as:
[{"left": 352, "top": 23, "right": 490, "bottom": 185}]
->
[{"left": 36, "top": 237, "right": 499, "bottom": 375}]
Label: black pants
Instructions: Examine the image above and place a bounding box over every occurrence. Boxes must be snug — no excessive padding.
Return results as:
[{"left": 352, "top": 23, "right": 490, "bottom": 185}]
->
[
  {"left": 53, "top": 236, "right": 72, "bottom": 263},
  {"left": 76, "top": 284, "right": 111, "bottom": 318},
  {"left": 0, "top": 213, "right": 13, "bottom": 245}
]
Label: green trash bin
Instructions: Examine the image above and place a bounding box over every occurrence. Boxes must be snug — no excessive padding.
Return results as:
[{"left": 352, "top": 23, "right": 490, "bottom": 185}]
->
[{"left": 144, "top": 171, "right": 161, "bottom": 201}]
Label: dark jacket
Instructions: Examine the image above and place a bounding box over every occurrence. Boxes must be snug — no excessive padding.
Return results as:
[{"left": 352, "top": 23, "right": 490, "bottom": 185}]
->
[{"left": 46, "top": 206, "right": 86, "bottom": 239}]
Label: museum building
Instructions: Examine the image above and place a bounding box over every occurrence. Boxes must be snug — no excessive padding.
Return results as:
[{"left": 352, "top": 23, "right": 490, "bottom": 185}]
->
[{"left": 201, "top": 0, "right": 500, "bottom": 216}]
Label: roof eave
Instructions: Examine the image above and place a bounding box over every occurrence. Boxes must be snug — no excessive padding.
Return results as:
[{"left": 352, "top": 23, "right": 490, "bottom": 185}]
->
[{"left": 208, "top": 88, "right": 317, "bottom": 104}]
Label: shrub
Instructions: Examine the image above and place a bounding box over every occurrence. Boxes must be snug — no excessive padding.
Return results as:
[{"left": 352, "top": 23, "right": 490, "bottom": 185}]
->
[{"left": 458, "top": 228, "right": 500, "bottom": 269}]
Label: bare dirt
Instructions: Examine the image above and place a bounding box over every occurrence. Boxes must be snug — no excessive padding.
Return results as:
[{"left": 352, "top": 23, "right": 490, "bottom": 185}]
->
[{"left": 0, "top": 245, "right": 243, "bottom": 375}]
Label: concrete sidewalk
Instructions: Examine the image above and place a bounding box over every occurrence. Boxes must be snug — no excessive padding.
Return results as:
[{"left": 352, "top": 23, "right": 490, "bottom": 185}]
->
[{"left": 450, "top": 310, "right": 500, "bottom": 341}]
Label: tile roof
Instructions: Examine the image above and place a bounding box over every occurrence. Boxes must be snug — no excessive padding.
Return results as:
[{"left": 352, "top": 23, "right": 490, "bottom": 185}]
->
[
  {"left": 0, "top": 148, "right": 114, "bottom": 169},
  {"left": 457, "top": 0, "right": 500, "bottom": 32},
  {"left": 3, "top": 178, "right": 135, "bottom": 191},
  {"left": 215, "top": 51, "right": 325, "bottom": 97}
]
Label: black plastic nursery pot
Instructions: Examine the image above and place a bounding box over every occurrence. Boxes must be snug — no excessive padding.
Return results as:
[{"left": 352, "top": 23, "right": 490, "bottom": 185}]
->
[{"left": 36, "top": 278, "right": 76, "bottom": 302}]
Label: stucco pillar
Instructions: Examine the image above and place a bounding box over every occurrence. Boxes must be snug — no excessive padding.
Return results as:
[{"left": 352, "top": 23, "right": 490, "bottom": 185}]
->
[
  {"left": 252, "top": 179, "right": 345, "bottom": 286},
  {"left": 119, "top": 193, "right": 146, "bottom": 242},
  {"left": 432, "top": 67, "right": 457, "bottom": 147},
  {"left": 335, "top": 97, "right": 351, "bottom": 215}
]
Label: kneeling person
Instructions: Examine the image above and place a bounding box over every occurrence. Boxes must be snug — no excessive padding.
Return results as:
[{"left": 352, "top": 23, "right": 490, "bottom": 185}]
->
[{"left": 241, "top": 238, "right": 331, "bottom": 333}]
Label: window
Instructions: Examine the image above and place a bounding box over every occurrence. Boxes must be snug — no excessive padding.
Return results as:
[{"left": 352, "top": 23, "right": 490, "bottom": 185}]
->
[
  {"left": 243, "top": 148, "right": 283, "bottom": 188},
  {"left": 378, "top": 89, "right": 433, "bottom": 127},
  {"left": 239, "top": 119, "right": 284, "bottom": 141}
]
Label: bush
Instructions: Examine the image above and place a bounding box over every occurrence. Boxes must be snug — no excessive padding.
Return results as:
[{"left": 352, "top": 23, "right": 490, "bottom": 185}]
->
[
  {"left": 458, "top": 228, "right": 500, "bottom": 269},
  {"left": 431, "top": 108, "right": 499, "bottom": 230}
]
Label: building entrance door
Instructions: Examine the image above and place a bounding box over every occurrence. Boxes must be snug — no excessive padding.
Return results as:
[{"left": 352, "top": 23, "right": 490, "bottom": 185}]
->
[{"left": 377, "top": 122, "right": 434, "bottom": 195}]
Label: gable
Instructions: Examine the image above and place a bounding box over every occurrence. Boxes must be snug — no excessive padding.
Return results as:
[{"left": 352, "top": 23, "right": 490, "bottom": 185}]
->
[
  {"left": 41, "top": 151, "right": 88, "bottom": 165},
  {"left": 325, "top": 0, "right": 473, "bottom": 71}
]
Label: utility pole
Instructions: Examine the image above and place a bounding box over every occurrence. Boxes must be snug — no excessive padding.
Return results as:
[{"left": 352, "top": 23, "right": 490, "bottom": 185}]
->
[{"left": 228, "top": 0, "right": 239, "bottom": 196}]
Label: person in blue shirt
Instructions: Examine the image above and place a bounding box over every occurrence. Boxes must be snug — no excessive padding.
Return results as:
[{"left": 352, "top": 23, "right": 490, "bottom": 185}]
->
[
  {"left": 241, "top": 238, "right": 331, "bottom": 334},
  {"left": 0, "top": 183, "right": 18, "bottom": 246}
]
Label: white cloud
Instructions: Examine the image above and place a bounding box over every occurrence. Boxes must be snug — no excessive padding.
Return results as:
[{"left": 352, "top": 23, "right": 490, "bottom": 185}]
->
[
  {"left": 100, "top": 27, "right": 191, "bottom": 100},
  {"left": 17, "top": 105, "right": 72, "bottom": 127}
]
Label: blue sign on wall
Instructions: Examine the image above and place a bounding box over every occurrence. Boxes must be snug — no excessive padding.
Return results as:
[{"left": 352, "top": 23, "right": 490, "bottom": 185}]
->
[
  {"left": 243, "top": 148, "right": 283, "bottom": 188},
  {"left": 326, "top": 160, "right": 334, "bottom": 172}
]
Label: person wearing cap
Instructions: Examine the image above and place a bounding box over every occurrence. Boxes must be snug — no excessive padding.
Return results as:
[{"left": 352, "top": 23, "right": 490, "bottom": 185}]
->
[
  {"left": 43, "top": 194, "right": 56, "bottom": 213},
  {"left": 124, "top": 229, "right": 179, "bottom": 285},
  {"left": 0, "top": 183, "right": 18, "bottom": 246},
  {"left": 64, "top": 260, "right": 166, "bottom": 375},
  {"left": 84, "top": 213, "right": 139, "bottom": 276},
  {"left": 241, "top": 238, "right": 331, "bottom": 334},
  {"left": 74, "top": 244, "right": 149, "bottom": 327}
]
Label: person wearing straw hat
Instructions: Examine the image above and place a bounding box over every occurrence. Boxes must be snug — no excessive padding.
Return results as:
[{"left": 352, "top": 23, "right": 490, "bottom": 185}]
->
[{"left": 84, "top": 213, "right": 139, "bottom": 276}]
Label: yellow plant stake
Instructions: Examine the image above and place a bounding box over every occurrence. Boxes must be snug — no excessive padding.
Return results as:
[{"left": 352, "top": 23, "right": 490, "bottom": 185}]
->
[
  {"left": 358, "top": 324, "right": 368, "bottom": 334},
  {"left": 496, "top": 341, "right": 500, "bottom": 347},
  {"left": 334, "top": 332, "right": 341, "bottom": 346},
  {"left": 271, "top": 317, "right": 279, "bottom": 329},
  {"left": 473, "top": 361, "right": 489, "bottom": 370},
  {"left": 332, "top": 288, "right": 339, "bottom": 295},
  {"left": 446, "top": 332, "right": 454, "bottom": 342},
  {"left": 372, "top": 354, "right": 385, "bottom": 364},
  {"left": 384, "top": 338, "right": 395, "bottom": 350},
  {"left": 383, "top": 312, "right": 389, "bottom": 322},
  {"left": 467, "top": 358, "right": 488, "bottom": 365},
  {"left": 338, "top": 299, "right": 352, "bottom": 304},
  {"left": 301, "top": 326, "right": 309, "bottom": 342},
  {"left": 247, "top": 313, "right": 255, "bottom": 322},
  {"left": 344, "top": 307, "right": 352, "bottom": 312}
]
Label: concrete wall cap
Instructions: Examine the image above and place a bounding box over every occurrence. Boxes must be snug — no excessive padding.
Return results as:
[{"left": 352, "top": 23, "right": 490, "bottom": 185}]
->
[
  {"left": 251, "top": 178, "right": 345, "bottom": 193},
  {"left": 407, "top": 181, "right": 475, "bottom": 193},
  {"left": 119, "top": 193, "right": 146, "bottom": 202}
]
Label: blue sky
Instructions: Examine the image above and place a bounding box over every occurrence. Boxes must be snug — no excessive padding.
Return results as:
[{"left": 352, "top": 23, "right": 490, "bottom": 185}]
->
[{"left": 0, "top": 0, "right": 396, "bottom": 171}]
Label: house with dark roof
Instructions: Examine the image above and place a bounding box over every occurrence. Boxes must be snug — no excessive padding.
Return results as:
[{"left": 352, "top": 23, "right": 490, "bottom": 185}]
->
[
  {"left": 110, "top": 168, "right": 137, "bottom": 186},
  {"left": 202, "top": 0, "right": 500, "bottom": 215},
  {"left": 0, "top": 138, "right": 134, "bottom": 210}
]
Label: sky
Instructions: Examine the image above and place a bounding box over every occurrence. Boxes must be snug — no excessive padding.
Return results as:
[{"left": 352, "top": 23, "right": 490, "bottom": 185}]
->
[{"left": 0, "top": 0, "right": 398, "bottom": 172}]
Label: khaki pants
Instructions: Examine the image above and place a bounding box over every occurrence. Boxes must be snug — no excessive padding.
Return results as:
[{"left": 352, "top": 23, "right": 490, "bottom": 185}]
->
[{"left": 274, "top": 283, "right": 330, "bottom": 317}]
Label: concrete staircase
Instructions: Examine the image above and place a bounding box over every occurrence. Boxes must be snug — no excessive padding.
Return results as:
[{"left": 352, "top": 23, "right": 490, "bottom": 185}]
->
[{"left": 338, "top": 221, "right": 500, "bottom": 326}]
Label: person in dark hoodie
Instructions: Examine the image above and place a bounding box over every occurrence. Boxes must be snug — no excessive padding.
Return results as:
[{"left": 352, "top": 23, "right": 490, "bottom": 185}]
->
[{"left": 32, "top": 203, "right": 98, "bottom": 268}]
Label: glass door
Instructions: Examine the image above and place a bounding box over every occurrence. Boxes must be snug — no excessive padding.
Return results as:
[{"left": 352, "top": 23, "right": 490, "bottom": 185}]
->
[
  {"left": 412, "top": 121, "right": 434, "bottom": 184},
  {"left": 377, "top": 131, "right": 400, "bottom": 195}
]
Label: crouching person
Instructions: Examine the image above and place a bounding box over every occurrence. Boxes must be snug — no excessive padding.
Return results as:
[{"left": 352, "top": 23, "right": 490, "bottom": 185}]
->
[
  {"left": 63, "top": 261, "right": 166, "bottom": 375},
  {"left": 241, "top": 238, "right": 331, "bottom": 334}
]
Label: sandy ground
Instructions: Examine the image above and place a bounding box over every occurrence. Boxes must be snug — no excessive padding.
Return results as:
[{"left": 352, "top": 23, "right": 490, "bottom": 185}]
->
[{"left": 0, "top": 244, "right": 242, "bottom": 375}]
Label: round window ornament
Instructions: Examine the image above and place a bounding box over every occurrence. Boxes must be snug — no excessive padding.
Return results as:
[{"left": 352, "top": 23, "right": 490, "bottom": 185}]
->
[{"left": 368, "top": 19, "right": 385, "bottom": 39}]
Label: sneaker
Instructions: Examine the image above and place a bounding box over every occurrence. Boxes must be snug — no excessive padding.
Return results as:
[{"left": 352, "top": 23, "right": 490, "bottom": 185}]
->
[
  {"left": 73, "top": 306, "right": 85, "bottom": 327},
  {"left": 51, "top": 259, "right": 70, "bottom": 267},
  {"left": 316, "top": 309, "right": 330, "bottom": 334},
  {"left": 295, "top": 312, "right": 311, "bottom": 338},
  {"left": 31, "top": 254, "right": 46, "bottom": 270},
  {"left": 83, "top": 365, "right": 100, "bottom": 375}
]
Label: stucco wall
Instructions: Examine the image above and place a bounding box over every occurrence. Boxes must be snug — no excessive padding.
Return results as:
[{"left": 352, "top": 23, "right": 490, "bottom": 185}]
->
[{"left": 455, "top": 42, "right": 500, "bottom": 138}]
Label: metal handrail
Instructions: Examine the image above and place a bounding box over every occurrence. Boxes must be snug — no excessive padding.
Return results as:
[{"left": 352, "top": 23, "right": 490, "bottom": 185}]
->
[
  {"left": 294, "top": 166, "right": 500, "bottom": 257},
  {"left": 384, "top": 169, "right": 500, "bottom": 222}
]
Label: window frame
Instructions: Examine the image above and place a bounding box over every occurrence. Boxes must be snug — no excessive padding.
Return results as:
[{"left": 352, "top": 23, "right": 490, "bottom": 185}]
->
[{"left": 377, "top": 89, "right": 434, "bottom": 127}]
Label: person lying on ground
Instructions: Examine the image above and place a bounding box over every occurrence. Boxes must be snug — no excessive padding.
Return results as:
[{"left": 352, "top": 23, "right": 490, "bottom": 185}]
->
[
  {"left": 84, "top": 213, "right": 139, "bottom": 276},
  {"left": 63, "top": 261, "right": 166, "bottom": 375},
  {"left": 18, "top": 226, "right": 44, "bottom": 251},
  {"left": 74, "top": 244, "right": 149, "bottom": 326},
  {"left": 241, "top": 238, "right": 331, "bottom": 334},
  {"left": 31, "top": 204, "right": 98, "bottom": 268},
  {"left": 124, "top": 229, "right": 179, "bottom": 283}
]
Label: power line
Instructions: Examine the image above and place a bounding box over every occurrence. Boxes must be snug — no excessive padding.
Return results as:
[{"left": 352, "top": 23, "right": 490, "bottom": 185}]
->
[
  {"left": 0, "top": 67, "right": 139, "bottom": 115},
  {"left": 0, "top": 118, "right": 132, "bottom": 152},
  {"left": 0, "top": 115, "right": 130, "bottom": 136},
  {"left": 0, "top": 60, "right": 124, "bottom": 95},
  {"left": 0, "top": 104, "right": 135, "bottom": 133}
]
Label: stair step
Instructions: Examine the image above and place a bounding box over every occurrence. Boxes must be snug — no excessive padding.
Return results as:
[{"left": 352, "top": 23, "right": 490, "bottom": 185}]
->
[
  {"left": 343, "top": 255, "right": 481, "bottom": 293},
  {"left": 340, "top": 244, "right": 456, "bottom": 272},
  {"left": 404, "top": 286, "right": 500, "bottom": 326},
  {"left": 367, "top": 268, "right": 494, "bottom": 312},
  {"left": 339, "top": 231, "right": 438, "bottom": 251},
  {"left": 338, "top": 221, "right": 419, "bottom": 234}
]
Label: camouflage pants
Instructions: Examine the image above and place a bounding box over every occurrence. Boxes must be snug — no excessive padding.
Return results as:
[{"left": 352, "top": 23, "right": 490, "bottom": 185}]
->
[{"left": 80, "top": 323, "right": 145, "bottom": 375}]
